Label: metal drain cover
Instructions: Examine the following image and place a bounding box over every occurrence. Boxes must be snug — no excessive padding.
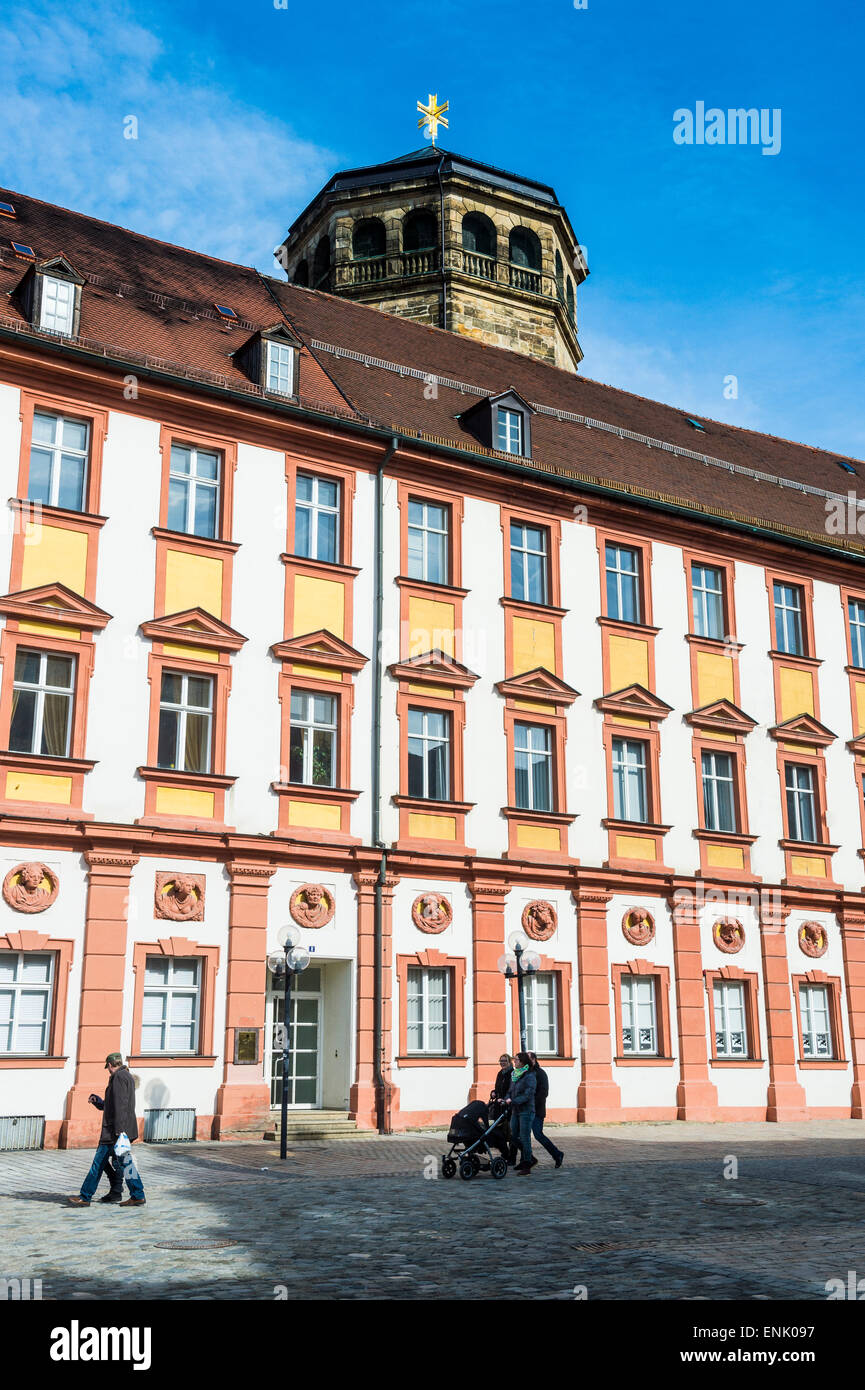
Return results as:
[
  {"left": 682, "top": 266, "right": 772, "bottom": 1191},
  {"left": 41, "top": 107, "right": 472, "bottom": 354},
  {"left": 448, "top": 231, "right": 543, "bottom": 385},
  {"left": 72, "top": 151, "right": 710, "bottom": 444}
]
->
[
  {"left": 701, "top": 1195, "right": 768, "bottom": 1208},
  {"left": 570, "top": 1241, "right": 636, "bottom": 1253},
  {"left": 154, "top": 1239, "right": 238, "bottom": 1250}
]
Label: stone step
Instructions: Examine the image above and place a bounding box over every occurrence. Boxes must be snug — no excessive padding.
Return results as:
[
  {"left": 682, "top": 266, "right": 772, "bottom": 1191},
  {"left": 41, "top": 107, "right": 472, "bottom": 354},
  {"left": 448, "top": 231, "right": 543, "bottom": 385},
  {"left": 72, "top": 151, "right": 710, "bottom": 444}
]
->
[{"left": 230, "top": 1112, "right": 359, "bottom": 1142}]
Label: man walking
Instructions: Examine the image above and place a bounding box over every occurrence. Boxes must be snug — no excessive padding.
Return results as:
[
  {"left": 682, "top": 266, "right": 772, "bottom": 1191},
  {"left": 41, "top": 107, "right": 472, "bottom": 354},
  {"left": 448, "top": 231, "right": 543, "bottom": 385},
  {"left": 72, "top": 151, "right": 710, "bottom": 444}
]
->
[
  {"left": 528, "top": 1052, "right": 564, "bottom": 1168},
  {"left": 67, "top": 1053, "right": 146, "bottom": 1207}
]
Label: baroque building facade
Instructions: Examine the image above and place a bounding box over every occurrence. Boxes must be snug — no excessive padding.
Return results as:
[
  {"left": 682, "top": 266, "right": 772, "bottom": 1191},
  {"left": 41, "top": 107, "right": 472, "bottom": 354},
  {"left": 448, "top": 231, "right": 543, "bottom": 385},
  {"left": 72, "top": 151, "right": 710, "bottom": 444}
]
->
[{"left": 0, "top": 162, "right": 864, "bottom": 1149}]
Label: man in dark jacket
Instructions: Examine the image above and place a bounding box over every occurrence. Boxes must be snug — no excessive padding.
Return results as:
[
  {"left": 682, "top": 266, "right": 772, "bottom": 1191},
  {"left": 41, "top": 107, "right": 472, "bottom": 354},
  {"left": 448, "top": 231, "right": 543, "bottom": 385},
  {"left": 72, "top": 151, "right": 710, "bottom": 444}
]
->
[
  {"left": 67, "top": 1053, "right": 146, "bottom": 1207},
  {"left": 528, "top": 1053, "right": 564, "bottom": 1167}
]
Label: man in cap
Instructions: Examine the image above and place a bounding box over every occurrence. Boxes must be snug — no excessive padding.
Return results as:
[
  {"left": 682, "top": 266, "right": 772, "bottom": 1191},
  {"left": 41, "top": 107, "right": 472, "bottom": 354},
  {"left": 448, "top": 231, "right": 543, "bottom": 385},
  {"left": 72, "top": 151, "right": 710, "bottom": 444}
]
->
[{"left": 67, "top": 1053, "right": 146, "bottom": 1207}]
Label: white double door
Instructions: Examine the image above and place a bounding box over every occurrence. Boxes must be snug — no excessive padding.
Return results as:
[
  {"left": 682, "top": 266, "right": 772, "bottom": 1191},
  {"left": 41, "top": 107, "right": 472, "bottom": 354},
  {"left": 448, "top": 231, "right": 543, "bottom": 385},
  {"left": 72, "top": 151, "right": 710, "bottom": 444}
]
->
[{"left": 266, "top": 968, "right": 322, "bottom": 1109}]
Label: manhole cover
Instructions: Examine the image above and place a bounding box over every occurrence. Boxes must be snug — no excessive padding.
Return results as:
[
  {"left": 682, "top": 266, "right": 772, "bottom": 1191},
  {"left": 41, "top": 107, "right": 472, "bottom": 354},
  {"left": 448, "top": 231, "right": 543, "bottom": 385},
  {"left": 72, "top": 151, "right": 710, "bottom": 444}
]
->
[
  {"left": 570, "top": 1241, "right": 636, "bottom": 1253},
  {"left": 153, "top": 1239, "right": 238, "bottom": 1250}
]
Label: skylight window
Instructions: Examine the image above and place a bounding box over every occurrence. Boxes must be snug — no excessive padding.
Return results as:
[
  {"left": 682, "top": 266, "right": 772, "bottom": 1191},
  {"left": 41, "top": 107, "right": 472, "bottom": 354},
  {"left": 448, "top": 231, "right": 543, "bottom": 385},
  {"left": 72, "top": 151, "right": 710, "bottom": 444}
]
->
[
  {"left": 0, "top": 202, "right": 16, "bottom": 219},
  {"left": 684, "top": 417, "right": 707, "bottom": 432},
  {"left": 11, "top": 241, "right": 35, "bottom": 259},
  {"left": 215, "top": 304, "right": 237, "bottom": 321},
  {"left": 837, "top": 459, "right": 857, "bottom": 476}
]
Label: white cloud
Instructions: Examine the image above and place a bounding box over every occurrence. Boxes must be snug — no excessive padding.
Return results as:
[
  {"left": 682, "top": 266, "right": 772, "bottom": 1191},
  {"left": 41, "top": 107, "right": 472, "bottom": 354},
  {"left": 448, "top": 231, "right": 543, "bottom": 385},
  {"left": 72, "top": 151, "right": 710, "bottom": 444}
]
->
[{"left": 0, "top": 0, "right": 335, "bottom": 269}]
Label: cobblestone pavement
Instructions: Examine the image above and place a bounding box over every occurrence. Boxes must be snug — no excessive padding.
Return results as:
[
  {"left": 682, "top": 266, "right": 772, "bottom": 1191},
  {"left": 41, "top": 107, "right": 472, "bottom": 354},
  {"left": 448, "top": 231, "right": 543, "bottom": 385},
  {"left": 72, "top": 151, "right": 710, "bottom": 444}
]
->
[{"left": 2, "top": 1121, "right": 865, "bottom": 1300}]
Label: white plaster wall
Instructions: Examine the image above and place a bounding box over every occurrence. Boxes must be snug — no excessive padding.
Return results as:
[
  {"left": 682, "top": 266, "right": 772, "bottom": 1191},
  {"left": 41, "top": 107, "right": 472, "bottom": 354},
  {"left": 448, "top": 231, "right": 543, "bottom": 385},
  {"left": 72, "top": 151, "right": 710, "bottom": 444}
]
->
[
  {"left": 653, "top": 540, "right": 700, "bottom": 874},
  {"left": 378, "top": 472, "right": 401, "bottom": 846},
  {"left": 698, "top": 894, "right": 768, "bottom": 1110},
  {"left": 788, "top": 908, "right": 852, "bottom": 1108},
  {"left": 735, "top": 559, "right": 786, "bottom": 883},
  {"left": 814, "top": 577, "right": 862, "bottom": 886},
  {"left": 562, "top": 517, "right": 606, "bottom": 864},
  {"left": 349, "top": 468, "right": 376, "bottom": 841},
  {"left": 461, "top": 494, "right": 507, "bottom": 855},
  {"left": 608, "top": 894, "right": 679, "bottom": 1108},
  {"left": 0, "top": 382, "right": 22, "bottom": 592},
  {"left": 505, "top": 885, "right": 580, "bottom": 1114}
]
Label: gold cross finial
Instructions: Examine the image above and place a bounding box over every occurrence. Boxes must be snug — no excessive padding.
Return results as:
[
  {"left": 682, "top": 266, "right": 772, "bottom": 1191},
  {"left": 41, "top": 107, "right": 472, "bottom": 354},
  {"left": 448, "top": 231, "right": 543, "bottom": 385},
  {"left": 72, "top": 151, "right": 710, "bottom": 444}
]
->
[{"left": 417, "top": 93, "right": 449, "bottom": 147}]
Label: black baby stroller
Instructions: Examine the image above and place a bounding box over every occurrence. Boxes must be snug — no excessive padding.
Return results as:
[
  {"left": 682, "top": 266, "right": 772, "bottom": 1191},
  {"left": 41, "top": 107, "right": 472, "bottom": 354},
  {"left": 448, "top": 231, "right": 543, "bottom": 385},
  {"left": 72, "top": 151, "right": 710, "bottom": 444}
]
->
[{"left": 441, "top": 1096, "right": 510, "bottom": 1181}]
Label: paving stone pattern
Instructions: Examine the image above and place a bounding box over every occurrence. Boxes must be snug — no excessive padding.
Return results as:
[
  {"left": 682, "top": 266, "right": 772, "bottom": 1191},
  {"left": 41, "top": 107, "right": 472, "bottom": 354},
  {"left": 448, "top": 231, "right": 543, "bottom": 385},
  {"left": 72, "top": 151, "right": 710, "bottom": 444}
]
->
[{"left": 2, "top": 1121, "right": 865, "bottom": 1300}]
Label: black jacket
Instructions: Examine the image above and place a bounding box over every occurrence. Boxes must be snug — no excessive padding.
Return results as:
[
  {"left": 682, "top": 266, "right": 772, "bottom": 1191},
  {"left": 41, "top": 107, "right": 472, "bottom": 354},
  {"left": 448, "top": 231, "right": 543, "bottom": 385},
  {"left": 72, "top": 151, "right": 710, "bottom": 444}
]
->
[
  {"left": 507, "top": 1067, "right": 537, "bottom": 1112},
  {"left": 533, "top": 1066, "right": 550, "bottom": 1120},
  {"left": 493, "top": 1066, "right": 513, "bottom": 1100},
  {"left": 97, "top": 1067, "right": 139, "bottom": 1143}
]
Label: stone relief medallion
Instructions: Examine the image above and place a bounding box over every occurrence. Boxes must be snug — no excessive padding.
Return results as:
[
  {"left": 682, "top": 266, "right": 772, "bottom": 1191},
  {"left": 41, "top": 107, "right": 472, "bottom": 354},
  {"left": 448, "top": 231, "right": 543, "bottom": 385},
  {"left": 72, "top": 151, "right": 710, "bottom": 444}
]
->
[
  {"left": 411, "top": 893, "right": 453, "bottom": 934},
  {"left": 289, "top": 883, "right": 335, "bottom": 930},
  {"left": 621, "top": 907, "right": 655, "bottom": 947},
  {"left": 798, "top": 920, "right": 828, "bottom": 959},
  {"left": 713, "top": 918, "right": 745, "bottom": 954},
  {"left": 154, "top": 872, "right": 205, "bottom": 922},
  {"left": 521, "top": 900, "right": 558, "bottom": 942},
  {"left": 2, "top": 862, "right": 59, "bottom": 914}
]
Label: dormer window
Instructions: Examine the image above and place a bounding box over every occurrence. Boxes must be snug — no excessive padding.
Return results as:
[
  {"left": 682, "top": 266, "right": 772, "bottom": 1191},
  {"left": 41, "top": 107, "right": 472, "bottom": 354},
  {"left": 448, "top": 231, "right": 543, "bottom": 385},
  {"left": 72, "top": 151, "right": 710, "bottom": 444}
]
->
[
  {"left": 458, "top": 388, "right": 533, "bottom": 459},
  {"left": 265, "top": 339, "right": 296, "bottom": 395},
  {"left": 234, "top": 322, "right": 300, "bottom": 397},
  {"left": 497, "top": 407, "right": 524, "bottom": 455},
  {"left": 39, "top": 275, "right": 75, "bottom": 335},
  {"left": 20, "top": 257, "right": 84, "bottom": 338}
]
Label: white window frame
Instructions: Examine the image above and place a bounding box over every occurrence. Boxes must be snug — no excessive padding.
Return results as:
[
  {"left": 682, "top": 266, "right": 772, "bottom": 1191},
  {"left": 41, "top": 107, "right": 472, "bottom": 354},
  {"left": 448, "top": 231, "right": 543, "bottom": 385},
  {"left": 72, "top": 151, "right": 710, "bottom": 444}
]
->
[
  {"left": 407, "top": 708, "right": 450, "bottom": 801},
  {"left": 0, "top": 951, "right": 54, "bottom": 1055},
  {"left": 692, "top": 563, "right": 725, "bottom": 639},
  {"left": 28, "top": 410, "right": 90, "bottom": 511},
  {"left": 295, "top": 472, "right": 340, "bottom": 564},
  {"left": 510, "top": 521, "right": 548, "bottom": 604},
  {"left": 773, "top": 581, "right": 804, "bottom": 655},
  {"left": 265, "top": 340, "right": 295, "bottom": 395},
  {"left": 524, "top": 971, "right": 559, "bottom": 1055},
  {"left": 514, "top": 722, "right": 553, "bottom": 812},
  {"left": 497, "top": 407, "right": 524, "bottom": 455},
  {"left": 168, "top": 443, "right": 222, "bottom": 539},
  {"left": 620, "top": 974, "right": 657, "bottom": 1056},
  {"left": 407, "top": 498, "right": 449, "bottom": 584},
  {"left": 800, "top": 983, "right": 833, "bottom": 1059},
  {"left": 701, "top": 749, "right": 737, "bottom": 833},
  {"left": 289, "top": 690, "right": 337, "bottom": 787},
  {"left": 141, "top": 956, "right": 201, "bottom": 1055},
  {"left": 605, "top": 542, "right": 642, "bottom": 623},
  {"left": 157, "top": 671, "right": 214, "bottom": 774},
  {"left": 785, "top": 762, "right": 817, "bottom": 842},
  {"left": 10, "top": 649, "right": 75, "bottom": 757},
  {"left": 713, "top": 980, "right": 748, "bottom": 1059},
  {"left": 849, "top": 598, "right": 865, "bottom": 669},
  {"left": 612, "top": 737, "right": 648, "bottom": 823},
  {"left": 406, "top": 965, "right": 451, "bottom": 1055},
  {"left": 38, "top": 275, "right": 75, "bottom": 335}
]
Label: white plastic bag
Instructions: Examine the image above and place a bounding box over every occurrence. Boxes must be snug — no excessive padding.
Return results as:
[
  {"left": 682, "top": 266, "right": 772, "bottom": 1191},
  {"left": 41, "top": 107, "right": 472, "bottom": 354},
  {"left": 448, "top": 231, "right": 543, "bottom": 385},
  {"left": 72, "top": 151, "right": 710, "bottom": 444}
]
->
[{"left": 113, "top": 1132, "right": 131, "bottom": 1158}]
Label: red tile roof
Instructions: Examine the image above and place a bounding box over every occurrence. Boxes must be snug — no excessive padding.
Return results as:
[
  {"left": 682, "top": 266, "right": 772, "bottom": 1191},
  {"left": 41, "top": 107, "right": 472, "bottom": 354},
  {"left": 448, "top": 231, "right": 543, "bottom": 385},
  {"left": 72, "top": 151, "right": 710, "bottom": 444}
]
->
[{"left": 1, "top": 185, "right": 862, "bottom": 559}]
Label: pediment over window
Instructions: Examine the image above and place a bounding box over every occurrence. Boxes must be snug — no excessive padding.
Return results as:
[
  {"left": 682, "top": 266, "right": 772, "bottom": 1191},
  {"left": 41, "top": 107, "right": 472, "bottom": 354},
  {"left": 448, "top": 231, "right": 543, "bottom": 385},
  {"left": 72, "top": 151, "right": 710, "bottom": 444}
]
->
[
  {"left": 0, "top": 582, "right": 111, "bottom": 630},
  {"left": 685, "top": 699, "right": 757, "bottom": 736},
  {"left": 139, "top": 608, "right": 247, "bottom": 652},
  {"left": 496, "top": 666, "right": 579, "bottom": 707},
  {"left": 388, "top": 649, "right": 479, "bottom": 689},
  {"left": 36, "top": 255, "right": 85, "bottom": 286},
  {"left": 594, "top": 683, "right": 672, "bottom": 721},
  {"left": 770, "top": 713, "right": 836, "bottom": 748},
  {"left": 271, "top": 628, "right": 368, "bottom": 673}
]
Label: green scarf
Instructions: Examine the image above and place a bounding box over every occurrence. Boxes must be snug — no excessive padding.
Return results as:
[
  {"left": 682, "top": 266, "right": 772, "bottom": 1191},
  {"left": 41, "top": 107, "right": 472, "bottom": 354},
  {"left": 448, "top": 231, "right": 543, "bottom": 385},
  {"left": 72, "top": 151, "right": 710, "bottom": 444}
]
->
[{"left": 512, "top": 1064, "right": 529, "bottom": 1080}]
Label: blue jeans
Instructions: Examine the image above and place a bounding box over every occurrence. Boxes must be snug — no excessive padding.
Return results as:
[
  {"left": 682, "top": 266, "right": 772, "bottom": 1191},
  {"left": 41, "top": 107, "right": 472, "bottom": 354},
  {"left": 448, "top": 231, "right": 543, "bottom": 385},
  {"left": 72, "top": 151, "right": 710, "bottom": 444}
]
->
[
  {"left": 531, "top": 1113, "right": 564, "bottom": 1162},
  {"left": 80, "top": 1142, "right": 145, "bottom": 1202},
  {"left": 511, "top": 1107, "right": 534, "bottom": 1165}
]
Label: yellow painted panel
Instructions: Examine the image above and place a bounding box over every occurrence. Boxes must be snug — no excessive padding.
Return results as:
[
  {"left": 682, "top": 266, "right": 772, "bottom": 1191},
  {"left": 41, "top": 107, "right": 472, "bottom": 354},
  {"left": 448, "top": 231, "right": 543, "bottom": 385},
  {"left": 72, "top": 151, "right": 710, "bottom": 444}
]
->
[
  {"left": 856, "top": 683, "right": 865, "bottom": 735},
  {"left": 294, "top": 575, "right": 344, "bottom": 639},
  {"left": 516, "top": 823, "right": 561, "bottom": 851},
  {"left": 512, "top": 616, "right": 555, "bottom": 675},
  {"left": 293, "top": 663, "right": 338, "bottom": 680},
  {"left": 407, "top": 597, "right": 454, "bottom": 657},
  {"left": 408, "top": 683, "right": 454, "bottom": 699},
  {"left": 18, "top": 621, "right": 81, "bottom": 640},
  {"left": 780, "top": 742, "right": 817, "bottom": 755},
  {"left": 779, "top": 665, "right": 814, "bottom": 721},
  {"left": 408, "top": 813, "right": 457, "bottom": 840},
  {"left": 696, "top": 650, "right": 734, "bottom": 705},
  {"left": 608, "top": 634, "right": 648, "bottom": 691},
  {"left": 513, "top": 699, "right": 557, "bottom": 714},
  {"left": 5, "top": 771, "right": 72, "bottom": 804},
  {"left": 288, "top": 800, "right": 341, "bottom": 830},
  {"left": 616, "top": 834, "right": 657, "bottom": 862},
  {"left": 162, "top": 641, "right": 215, "bottom": 662},
  {"left": 613, "top": 715, "right": 651, "bottom": 728},
  {"left": 706, "top": 843, "right": 745, "bottom": 869},
  {"left": 790, "top": 855, "right": 827, "bottom": 878},
  {"left": 706, "top": 731, "right": 736, "bottom": 743},
  {"left": 165, "top": 551, "right": 223, "bottom": 617},
  {"left": 155, "top": 786, "right": 215, "bottom": 818},
  {"left": 21, "top": 525, "right": 88, "bottom": 594}
]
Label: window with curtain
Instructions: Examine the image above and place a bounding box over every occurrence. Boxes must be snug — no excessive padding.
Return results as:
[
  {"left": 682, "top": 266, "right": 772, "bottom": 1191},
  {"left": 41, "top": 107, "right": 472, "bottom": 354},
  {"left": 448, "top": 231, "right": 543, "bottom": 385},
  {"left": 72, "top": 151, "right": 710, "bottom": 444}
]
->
[
  {"left": 785, "top": 763, "right": 816, "bottom": 842},
  {"left": 691, "top": 563, "right": 725, "bottom": 639},
  {"left": 713, "top": 980, "right": 748, "bottom": 1058},
  {"left": 407, "top": 708, "right": 450, "bottom": 800},
  {"left": 295, "top": 473, "right": 340, "bottom": 563},
  {"left": 621, "top": 975, "right": 657, "bottom": 1055},
  {"left": 612, "top": 737, "right": 648, "bottom": 822},
  {"left": 10, "top": 649, "right": 75, "bottom": 757},
  {"left": 524, "top": 972, "right": 558, "bottom": 1055},
  {"left": 157, "top": 671, "right": 213, "bottom": 774},
  {"left": 514, "top": 722, "right": 553, "bottom": 811},
  {"left": 0, "top": 952, "right": 54, "bottom": 1054},
  {"left": 510, "top": 521, "right": 548, "bottom": 602},
  {"left": 28, "top": 411, "right": 89, "bottom": 511},
  {"left": 407, "top": 499, "right": 448, "bottom": 583},
  {"left": 605, "top": 542, "right": 641, "bottom": 623},
  {"left": 141, "top": 957, "right": 201, "bottom": 1053},
  {"left": 167, "top": 442, "right": 221, "bottom": 539},
  {"left": 406, "top": 966, "right": 450, "bottom": 1053},
  {"left": 289, "top": 691, "right": 336, "bottom": 786},
  {"left": 701, "top": 749, "right": 737, "bottom": 832},
  {"left": 773, "top": 581, "right": 804, "bottom": 655},
  {"left": 799, "top": 983, "right": 833, "bottom": 1059}
]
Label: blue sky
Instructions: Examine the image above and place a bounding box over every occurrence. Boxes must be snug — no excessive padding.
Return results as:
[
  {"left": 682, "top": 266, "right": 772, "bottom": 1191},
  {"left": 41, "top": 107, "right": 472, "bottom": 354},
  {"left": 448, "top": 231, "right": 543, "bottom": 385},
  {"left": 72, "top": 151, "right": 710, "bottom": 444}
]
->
[{"left": 1, "top": 0, "right": 863, "bottom": 458}]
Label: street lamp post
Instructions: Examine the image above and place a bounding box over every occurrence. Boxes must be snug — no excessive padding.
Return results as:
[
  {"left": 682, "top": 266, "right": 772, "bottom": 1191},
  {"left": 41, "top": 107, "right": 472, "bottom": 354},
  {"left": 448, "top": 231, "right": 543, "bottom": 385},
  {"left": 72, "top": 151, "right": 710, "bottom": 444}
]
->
[
  {"left": 268, "top": 924, "right": 311, "bottom": 1162},
  {"left": 497, "top": 932, "right": 540, "bottom": 1053}
]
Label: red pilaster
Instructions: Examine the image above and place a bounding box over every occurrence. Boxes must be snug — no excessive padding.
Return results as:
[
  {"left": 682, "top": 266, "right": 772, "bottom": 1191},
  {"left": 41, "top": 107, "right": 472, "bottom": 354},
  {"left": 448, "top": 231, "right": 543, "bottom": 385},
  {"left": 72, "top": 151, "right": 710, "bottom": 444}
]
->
[
  {"left": 213, "top": 859, "right": 275, "bottom": 1138},
  {"left": 759, "top": 900, "right": 808, "bottom": 1121},
  {"left": 61, "top": 851, "right": 138, "bottom": 1148},
  {"left": 349, "top": 869, "right": 399, "bottom": 1131},
  {"left": 573, "top": 887, "right": 621, "bottom": 1122},
  {"left": 837, "top": 900, "right": 865, "bottom": 1118},
  {"left": 670, "top": 887, "right": 718, "bottom": 1120},
  {"left": 468, "top": 882, "right": 509, "bottom": 1102}
]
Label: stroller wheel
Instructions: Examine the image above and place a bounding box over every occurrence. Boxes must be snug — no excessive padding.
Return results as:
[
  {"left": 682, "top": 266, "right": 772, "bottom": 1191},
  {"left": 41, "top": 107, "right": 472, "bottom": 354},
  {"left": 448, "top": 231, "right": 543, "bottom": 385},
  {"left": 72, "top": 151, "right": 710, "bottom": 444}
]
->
[
  {"left": 490, "top": 1155, "right": 508, "bottom": 1180},
  {"left": 441, "top": 1157, "right": 457, "bottom": 1179},
  {"left": 459, "top": 1157, "right": 475, "bottom": 1181}
]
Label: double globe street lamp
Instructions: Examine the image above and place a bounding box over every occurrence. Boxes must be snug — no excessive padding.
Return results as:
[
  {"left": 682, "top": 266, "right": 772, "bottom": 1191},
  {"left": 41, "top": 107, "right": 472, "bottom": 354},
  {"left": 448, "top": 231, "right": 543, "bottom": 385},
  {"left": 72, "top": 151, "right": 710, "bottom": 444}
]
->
[
  {"left": 497, "top": 931, "right": 541, "bottom": 1052},
  {"left": 267, "top": 923, "right": 311, "bottom": 1161}
]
